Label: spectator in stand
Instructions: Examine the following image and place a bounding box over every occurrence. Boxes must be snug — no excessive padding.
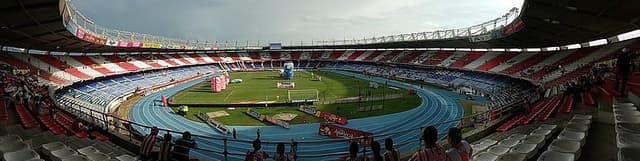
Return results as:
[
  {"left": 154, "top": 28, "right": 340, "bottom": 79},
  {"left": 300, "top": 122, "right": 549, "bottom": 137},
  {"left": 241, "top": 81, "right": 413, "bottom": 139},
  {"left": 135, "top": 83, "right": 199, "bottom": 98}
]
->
[
  {"left": 245, "top": 139, "right": 269, "bottom": 161},
  {"left": 371, "top": 141, "right": 384, "bottom": 161},
  {"left": 409, "top": 126, "right": 450, "bottom": 161},
  {"left": 616, "top": 48, "right": 634, "bottom": 96},
  {"left": 158, "top": 133, "right": 173, "bottom": 161},
  {"left": 140, "top": 127, "right": 160, "bottom": 160},
  {"left": 273, "top": 143, "right": 295, "bottom": 161},
  {"left": 171, "top": 131, "right": 197, "bottom": 161},
  {"left": 342, "top": 141, "right": 366, "bottom": 161},
  {"left": 446, "top": 128, "right": 472, "bottom": 161},
  {"left": 384, "top": 138, "right": 399, "bottom": 161}
]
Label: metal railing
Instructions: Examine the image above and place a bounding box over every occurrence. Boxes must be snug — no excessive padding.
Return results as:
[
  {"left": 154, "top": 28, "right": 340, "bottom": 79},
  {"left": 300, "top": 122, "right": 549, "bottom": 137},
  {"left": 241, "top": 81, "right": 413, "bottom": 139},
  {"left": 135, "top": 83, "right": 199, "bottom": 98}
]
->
[
  {"left": 51, "top": 69, "right": 521, "bottom": 161},
  {"left": 62, "top": 0, "right": 520, "bottom": 50}
]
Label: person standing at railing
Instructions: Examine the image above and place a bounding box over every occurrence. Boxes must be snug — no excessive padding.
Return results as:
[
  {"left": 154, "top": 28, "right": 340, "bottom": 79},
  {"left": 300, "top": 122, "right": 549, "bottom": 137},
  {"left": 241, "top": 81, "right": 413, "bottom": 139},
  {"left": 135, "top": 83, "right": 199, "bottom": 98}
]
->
[
  {"left": 341, "top": 141, "right": 368, "bottom": 161},
  {"left": 273, "top": 143, "right": 295, "bottom": 161},
  {"left": 245, "top": 139, "right": 269, "bottom": 161},
  {"left": 140, "top": 126, "right": 160, "bottom": 160},
  {"left": 371, "top": 141, "right": 384, "bottom": 161},
  {"left": 158, "top": 133, "right": 173, "bottom": 161},
  {"left": 446, "top": 128, "right": 472, "bottom": 161},
  {"left": 408, "top": 126, "right": 451, "bottom": 161},
  {"left": 171, "top": 131, "right": 197, "bottom": 161},
  {"left": 384, "top": 138, "right": 399, "bottom": 161}
]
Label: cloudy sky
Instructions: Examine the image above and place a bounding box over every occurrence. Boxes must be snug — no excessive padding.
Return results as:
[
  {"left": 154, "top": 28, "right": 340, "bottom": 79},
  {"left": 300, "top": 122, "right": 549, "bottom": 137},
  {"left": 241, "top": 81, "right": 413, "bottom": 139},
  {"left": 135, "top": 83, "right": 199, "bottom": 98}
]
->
[{"left": 71, "top": 0, "right": 523, "bottom": 43}]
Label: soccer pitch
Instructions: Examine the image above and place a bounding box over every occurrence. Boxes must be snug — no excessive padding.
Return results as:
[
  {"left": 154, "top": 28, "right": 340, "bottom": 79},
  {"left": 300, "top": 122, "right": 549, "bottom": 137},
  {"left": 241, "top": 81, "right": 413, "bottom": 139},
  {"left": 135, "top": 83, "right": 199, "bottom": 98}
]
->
[{"left": 170, "top": 70, "right": 404, "bottom": 104}]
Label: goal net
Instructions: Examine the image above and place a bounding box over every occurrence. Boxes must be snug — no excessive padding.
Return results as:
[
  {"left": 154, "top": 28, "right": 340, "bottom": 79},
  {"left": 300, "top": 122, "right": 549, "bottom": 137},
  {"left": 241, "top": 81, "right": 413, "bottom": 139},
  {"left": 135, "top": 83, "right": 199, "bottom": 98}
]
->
[{"left": 288, "top": 89, "right": 319, "bottom": 103}]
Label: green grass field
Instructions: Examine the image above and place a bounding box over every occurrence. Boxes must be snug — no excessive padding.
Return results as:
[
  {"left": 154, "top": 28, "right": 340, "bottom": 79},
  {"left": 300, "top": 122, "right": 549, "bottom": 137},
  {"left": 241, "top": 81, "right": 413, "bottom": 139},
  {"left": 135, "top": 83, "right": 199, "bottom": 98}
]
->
[
  {"left": 167, "top": 71, "right": 479, "bottom": 126},
  {"left": 170, "top": 71, "right": 404, "bottom": 104}
]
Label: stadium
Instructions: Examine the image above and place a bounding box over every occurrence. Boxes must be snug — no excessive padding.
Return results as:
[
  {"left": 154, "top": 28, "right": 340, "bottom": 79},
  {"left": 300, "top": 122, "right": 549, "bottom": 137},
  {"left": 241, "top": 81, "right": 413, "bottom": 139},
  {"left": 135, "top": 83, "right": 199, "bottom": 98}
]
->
[{"left": 0, "top": 0, "right": 639, "bottom": 161}]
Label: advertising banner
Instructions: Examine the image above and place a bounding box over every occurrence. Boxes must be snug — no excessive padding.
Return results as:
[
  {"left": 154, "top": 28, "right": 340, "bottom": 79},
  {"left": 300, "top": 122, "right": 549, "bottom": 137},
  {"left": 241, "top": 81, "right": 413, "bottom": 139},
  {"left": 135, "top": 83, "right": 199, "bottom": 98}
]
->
[
  {"left": 318, "top": 123, "right": 372, "bottom": 143},
  {"left": 318, "top": 111, "right": 348, "bottom": 125},
  {"left": 142, "top": 42, "right": 162, "bottom": 48},
  {"left": 502, "top": 18, "right": 524, "bottom": 36},
  {"left": 117, "top": 41, "right": 144, "bottom": 48},
  {"left": 76, "top": 28, "right": 107, "bottom": 45}
]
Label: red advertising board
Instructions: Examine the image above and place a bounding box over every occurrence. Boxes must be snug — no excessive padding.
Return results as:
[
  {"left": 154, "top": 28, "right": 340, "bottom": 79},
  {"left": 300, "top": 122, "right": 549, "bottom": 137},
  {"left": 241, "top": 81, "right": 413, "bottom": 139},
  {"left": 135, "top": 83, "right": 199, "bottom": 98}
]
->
[
  {"left": 319, "top": 112, "right": 348, "bottom": 125},
  {"left": 75, "top": 29, "right": 106, "bottom": 45},
  {"left": 318, "top": 122, "right": 372, "bottom": 144}
]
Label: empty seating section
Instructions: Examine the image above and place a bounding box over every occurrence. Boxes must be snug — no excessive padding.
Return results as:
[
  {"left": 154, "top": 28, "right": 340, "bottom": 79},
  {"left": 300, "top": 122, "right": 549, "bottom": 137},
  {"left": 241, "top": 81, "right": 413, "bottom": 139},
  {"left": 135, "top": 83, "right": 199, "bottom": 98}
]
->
[
  {"left": 536, "top": 114, "right": 592, "bottom": 161},
  {"left": 347, "top": 51, "right": 364, "bottom": 61},
  {"left": 474, "top": 123, "right": 559, "bottom": 161},
  {"left": 35, "top": 55, "right": 92, "bottom": 80},
  {"left": 39, "top": 113, "right": 66, "bottom": 135},
  {"left": 15, "top": 104, "right": 40, "bottom": 129},
  {"left": 71, "top": 57, "right": 115, "bottom": 75},
  {"left": 102, "top": 55, "right": 139, "bottom": 71},
  {"left": 0, "top": 55, "right": 69, "bottom": 85},
  {"left": 155, "top": 55, "right": 180, "bottom": 66},
  {"left": 544, "top": 66, "right": 592, "bottom": 87},
  {"left": 476, "top": 53, "right": 518, "bottom": 71},
  {"left": 501, "top": 52, "right": 550, "bottom": 75},
  {"left": 1, "top": 123, "right": 136, "bottom": 161},
  {"left": 329, "top": 52, "right": 343, "bottom": 60},
  {"left": 226, "top": 53, "right": 241, "bottom": 61},
  {"left": 520, "top": 96, "right": 561, "bottom": 125},
  {"left": 248, "top": 52, "right": 261, "bottom": 61},
  {"left": 581, "top": 92, "right": 595, "bottom": 106},
  {"left": 450, "top": 51, "right": 484, "bottom": 68},
  {"left": 424, "top": 51, "right": 452, "bottom": 65},
  {"left": 377, "top": 51, "right": 401, "bottom": 62},
  {"left": 558, "top": 95, "right": 574, "bottom": 113},
  {"left": 399, "top": 51, "right": 423, "bottom": 64},
  {"left": 187, "top": 54, "right": 207, "bottom": 63},
  {"left": 363, "top": 51, "right": 384, "bottom": 61},
  {"left": 536, "top": 96, "right": 563, "bottom": 121},
  {"left": 132, "top": 55, "right": 162, "bottom": 68},
  {"left": 530, "top": 48, "right": 597, "bottom": 80},
  {"left": 612, "top": 99, "right": 640, "bottom": 161},
  {"left": 57, "top": 65, "right": 219, "bottom": 112}
]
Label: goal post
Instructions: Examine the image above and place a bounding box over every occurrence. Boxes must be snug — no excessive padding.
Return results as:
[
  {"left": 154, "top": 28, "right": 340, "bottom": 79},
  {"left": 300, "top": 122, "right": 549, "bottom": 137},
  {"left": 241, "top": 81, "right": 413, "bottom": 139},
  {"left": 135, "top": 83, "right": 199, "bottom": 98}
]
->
[{"left": 288, "top": 89, "right": 320, "bottom": 103}]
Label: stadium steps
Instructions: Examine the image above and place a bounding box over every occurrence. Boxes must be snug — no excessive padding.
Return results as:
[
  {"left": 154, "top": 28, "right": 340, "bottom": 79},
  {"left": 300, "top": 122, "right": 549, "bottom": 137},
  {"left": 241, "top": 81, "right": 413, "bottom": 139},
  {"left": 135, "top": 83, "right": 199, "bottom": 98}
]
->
[
  {"left": 15, "top": 103, "right": 40, "bottom": 129},
  {"left": 450, "top": 51, "right": 485, "bottom": 68},
  {"left": 248, "top": 52, "right": 261, "bottom": 61},
  {"left": 188, "top": 54, "right": 208, "bottom": 63},
  {"left": 56, "top": 56, "right": 106, "bottom": 78},
  {"left": 269, "top": 52, "right": 282, "bottom": 60},
  {"left": 558, "top": 94, "right": 574, "bottom": 113},
  {"left": 125, "top": 56, "right": 154, "bottom": 69},
  {"left": 363, "top": 51, "right": 384, "bottom": 61},
  {"left": 529, "top": 48, "right": 599, "bottom": 80},
  {"left": 440, "top": 51, "right": 468, "bottom": 67},
  {"left": 488, "top": 52, "right": 534, "bottom": 72},
  {"left": 226, "top": 53, "right": 242, "bottom": 62},
  {"left": 423, "top": 51, "right": 452, "bottom": 65},
  {"left": 131, "top": 55, "right": 163, "bottom": 68},
  {"left": 581, "top": 92, "right": 595, "bottom": 106},
  {"left": 310, "top": 51, "right": 323, "bottom": 60},
  {"left": 154, "top": 54, "right": 180, "bottom": 66},
  {"left": 205, "top": 53, "right": 224, "bottom": 62},
  {"left": 501, "top": 52, "right": 550, "bottom": 74},
  {"left": 88, "top": 56, "right": 129, "bottom": 73},
  {"left": 396, "top": 51, "right": 422, "bottom": 64},
  {"left": 536, "top": 96, "right": 563, "bottom": 121},
  {"left": 102, "top": 55, "right": 139, "bottom": 71},
  {"left": 71, "top": 56, "right": 115, "bottom": 75},
  {"left": 0, "top": 55, "right": 69, "bottom": 85},
  {"left": 336, "top": 51, "right": 353, "bottom": 60},
  {"left": 475, "top": 52, "right": 518, "bottom": 71},
  {"left": 34, "top": 55, "right": 92, "bottom": 80},
  {"left": 11, "top": 54, "right": 82, "bottom": 83},
  {"left": 462, "top": 52, "right": 496, "bottom": 69},
  {"left": 177, "top": 54, "right": 202, "bottom": 64},
  {"left": 377, "top": 51, "right": 403, "bottom": 63},
  {"left": 329, "top": 51, "right": 344, "bottom": 60}
]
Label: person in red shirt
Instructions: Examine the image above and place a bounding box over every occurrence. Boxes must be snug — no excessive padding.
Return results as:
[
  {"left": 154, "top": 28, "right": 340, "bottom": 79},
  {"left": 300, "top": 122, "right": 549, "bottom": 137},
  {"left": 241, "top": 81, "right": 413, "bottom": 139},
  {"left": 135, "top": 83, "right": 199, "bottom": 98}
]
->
[
  {"left": 409, "top": 126, "right": 451, "bottom": 161},
  {"left": 245, "top": 139, "right": 269, "bottom": 161},
  {"left": 140, "top": 127, "right": 159, "bottom": 160}
]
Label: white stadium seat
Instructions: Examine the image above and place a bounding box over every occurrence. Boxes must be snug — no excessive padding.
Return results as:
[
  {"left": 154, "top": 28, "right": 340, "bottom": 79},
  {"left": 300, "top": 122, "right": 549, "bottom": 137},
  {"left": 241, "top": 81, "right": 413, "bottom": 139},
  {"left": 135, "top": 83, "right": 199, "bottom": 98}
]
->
[
  {"left": 498, "top": 139, "right": 521, "bottom": 148},
  {"left": 549, "top": 139, "right": 582, "bottom": 159},
  {"left": 487, "top": 145, "right": 510, "bottom": 156},
  {"left": 474, "top": 152, "right": 499, "bottom": 161},
  {"left": 115, "top": 154, "right": 138, "bottom": 161},
  {"left": 61, "top": 155, "right": 90, "bottom": 161},
  {"left": 510, "top": 143, "right": 538, "bottom": 159},
  {"left": 557, "top": 130, "right": 586, "bottom": 146},
  {"left": 51, "top": 148, "right": 78, "bottom": 161},
  {"left": 42, "top": 142, "right": 68, "bottom": 155},
  {"left": 497, "top": 152, "right": 527, "bottom": 161},
  {"left": 0, "top": 141, "right": 29, "bottom": 154},
  {"left": 618, "top": 147, "right": 640, "bottom": 161},
  {"left": 3, "top": 149, "right": 40, "bottom": 161},
  {"left": 77, "top": 146, "right": 99, "bottom": 156},
  {"left": 616, "top": 131, "right": 640, "bottom": 148},
  {"left": 537, "top": 150, "right": 575, "bottom": 161},
  {"left": 86, "top": 152, "right": 110, "bottom": 161}
]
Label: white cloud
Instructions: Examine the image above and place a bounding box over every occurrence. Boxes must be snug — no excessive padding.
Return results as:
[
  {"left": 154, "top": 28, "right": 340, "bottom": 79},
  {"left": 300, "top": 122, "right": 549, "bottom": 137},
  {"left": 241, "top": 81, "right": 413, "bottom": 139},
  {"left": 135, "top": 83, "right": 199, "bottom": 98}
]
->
[{"left": 71, "top": 0, "right": 524, "bottom": 43}]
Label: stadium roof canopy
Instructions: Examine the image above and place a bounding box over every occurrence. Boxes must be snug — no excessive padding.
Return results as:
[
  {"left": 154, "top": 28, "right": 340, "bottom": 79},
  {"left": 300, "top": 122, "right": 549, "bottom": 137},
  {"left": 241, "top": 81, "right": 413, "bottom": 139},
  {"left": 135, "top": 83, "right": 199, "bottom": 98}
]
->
[{"left": 1, "top": 0, "right": 639, "bottom": 53}]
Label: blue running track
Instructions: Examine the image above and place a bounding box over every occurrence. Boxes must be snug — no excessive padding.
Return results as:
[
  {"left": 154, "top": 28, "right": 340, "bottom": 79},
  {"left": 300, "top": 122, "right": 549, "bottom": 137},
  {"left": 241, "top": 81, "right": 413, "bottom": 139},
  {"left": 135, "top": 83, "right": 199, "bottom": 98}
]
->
[{"left": 129, "top": 70, "right": 471, "bottom": 161}]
